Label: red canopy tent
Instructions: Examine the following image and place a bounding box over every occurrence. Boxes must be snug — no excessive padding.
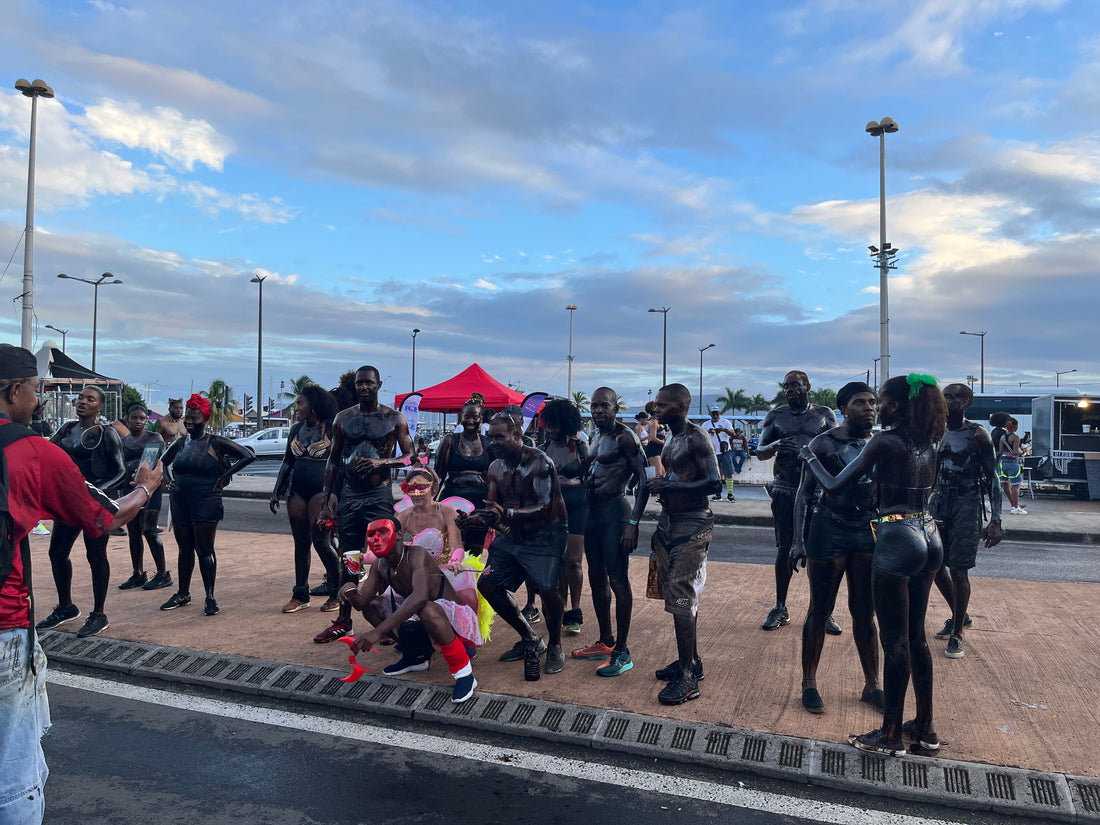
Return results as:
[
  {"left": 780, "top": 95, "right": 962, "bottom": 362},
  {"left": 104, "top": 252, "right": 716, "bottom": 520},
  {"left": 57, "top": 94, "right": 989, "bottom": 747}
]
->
[{"left": 395, "top": 363, "right": 525, "bottom": 413}]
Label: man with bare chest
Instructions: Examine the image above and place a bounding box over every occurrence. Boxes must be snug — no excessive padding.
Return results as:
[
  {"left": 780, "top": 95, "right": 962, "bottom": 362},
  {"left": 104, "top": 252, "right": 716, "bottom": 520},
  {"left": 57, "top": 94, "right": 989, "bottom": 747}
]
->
[
  {"left": 314, "top": 366, "right": 414, "bottom": 643},
  {"left": 929, "top": 383, "right": 1002, "bottom": 659},
  {"left": 646, "top": 383, "right": 721, "bottom": 705},
  {"left": 474, "top": 413, "right": 568, "bottom": 681},
  {"left": 341, "top": 517, "right": 478, "bottom": 703},
  {"left": 571, "top": 387, "right": 649, "bottom": 677},
  {"left": 756, "top": 371, "right": 836, "bottom": 632},
  {"left": 159, "top": 398, "right": 186, "bottom": 443}
]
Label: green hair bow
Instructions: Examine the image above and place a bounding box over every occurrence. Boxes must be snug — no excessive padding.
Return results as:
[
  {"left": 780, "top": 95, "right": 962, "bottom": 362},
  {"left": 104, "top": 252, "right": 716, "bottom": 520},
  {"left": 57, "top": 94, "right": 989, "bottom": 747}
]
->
[{"left": 906, "top": 373, "right": 937, "bottom": 399}]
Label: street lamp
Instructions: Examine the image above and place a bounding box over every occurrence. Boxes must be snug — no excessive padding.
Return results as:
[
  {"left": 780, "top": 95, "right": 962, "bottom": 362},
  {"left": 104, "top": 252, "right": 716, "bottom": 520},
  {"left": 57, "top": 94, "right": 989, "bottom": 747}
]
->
[
  {"left": 866, "top": 116, "right": 899, "bottom": 386},
  {"left": 698, "top": 344, "right": 715, "bottom": 415},
  {"left": 411, "top": 328, "right": 421, "bottom": 392},
  {"left": 15, "top": 78, "right": 54, "bottom": 351},
  {"left": 959, "top": 330, "right": 986, "bottom": 392},
  {"left": 648, "top": 307, "right": 670, "bottom": 387},
  {"left": 565, "top": 305, "right": 578, "bottom": 398},
  {"left": 1056, "top": 369, "right": 1077, "bottom": 387},
  {"left": 872, "top": 357, "right": 880, "bottom": 389},
  {"left": 56, "top": 272, "right": 122, "bottom": 373},
  {"left": 251, "top": 275, "right": 266, "bottom": 429},
  {"left": 45, "top": 324, "right": 69, "bottom": 352}
]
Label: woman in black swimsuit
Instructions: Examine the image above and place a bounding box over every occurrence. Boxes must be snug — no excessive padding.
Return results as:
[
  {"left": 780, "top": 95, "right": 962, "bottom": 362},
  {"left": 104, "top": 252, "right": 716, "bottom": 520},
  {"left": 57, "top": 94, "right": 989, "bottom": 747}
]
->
[
  {"left": 116, "top": 404, "right": 171, "bottom": 591},
  {"left": 540, "top": 398, "right": 588, "bottom": 635},
  {"left": 270, "top": 385, "right": 341, "bottom": 613},
  {"left": 35, "top": 386, "right": 127, "bottom": 638},
  {"left": 800, "top": 374, "right": 946, "bottom": 756},
  {"left": 434, "top": 401, "right": 492, "bottom": 507},
  {"left": 159, "top": 394, "right": 254, "bottom": 616}
]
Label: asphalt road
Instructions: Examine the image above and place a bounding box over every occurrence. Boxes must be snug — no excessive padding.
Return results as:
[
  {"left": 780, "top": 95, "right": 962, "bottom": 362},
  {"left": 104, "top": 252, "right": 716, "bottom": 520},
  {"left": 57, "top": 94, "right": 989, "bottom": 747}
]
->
[
  {"left": 42, "top": 669, "right": 1019, "bottom": 825},
  {"left": 222, "top": 498, "right": 1099, "bottom": 584}
]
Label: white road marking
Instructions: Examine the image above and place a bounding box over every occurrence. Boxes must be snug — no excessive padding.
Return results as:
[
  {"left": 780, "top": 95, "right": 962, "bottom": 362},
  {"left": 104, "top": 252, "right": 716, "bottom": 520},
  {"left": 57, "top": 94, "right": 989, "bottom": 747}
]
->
[{"left": 48, "top": 670, "right": 965, "bottom": 825}]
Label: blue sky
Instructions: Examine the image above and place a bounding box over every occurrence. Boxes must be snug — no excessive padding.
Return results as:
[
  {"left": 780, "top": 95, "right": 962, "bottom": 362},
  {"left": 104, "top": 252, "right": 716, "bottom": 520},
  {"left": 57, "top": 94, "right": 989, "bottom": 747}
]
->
[{"left": 1, "top": 0, "right": 1098, "bottom": 411}]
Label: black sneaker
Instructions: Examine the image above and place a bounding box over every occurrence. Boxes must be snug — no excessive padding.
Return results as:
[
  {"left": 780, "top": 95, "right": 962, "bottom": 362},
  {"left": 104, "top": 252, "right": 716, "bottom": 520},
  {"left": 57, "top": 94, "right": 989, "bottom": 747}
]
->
[
  {"left": 658, "top": 675, "right": 700, "bottom": 705},
  {"left": 711, "top": 494, "right": 722, "bottom": 502},
  {"left": 521, "top": 604, "right": 541, "bottom": 625},
  {"left": 727, "top": 493, "right": 736, "bottom": 502},
  {"left": 309, "top": 579, "right": 334, "bottom": 597},
  {"left": 76, "top": 611, "right": 109, "bottom": 638},
  {"left": 934, "top": 615, "right": 972, "bottom": 639},
  {"left": 523, "top": 641, "right": 542, "bottom": 682},
  {"left": 944, "top": 634, "right": 965, "bottom": 658},
  {"left": 761, "top": 605, "right": 790, "bottom": 631},
  {"left": 544, "top": 644, "right": 565, "bottom": 675},
  {"left": 802, "top": 687, "right": 825, "bottom": 714},
  {"left": 500, "top": 637, "right": 547, "bottom": 662},
  {"left": 205, "top": 597, "right": 219, "bottom": 616},
  {"left": 850, "top": 729, "right": 905, "bottom": 757},
  {"left": 383, "top": 655, "right": 431, "bottom": 675},
  {"left": 825, "top": 615, "right": 843, "bottom": 636},
  {"left": 902, "top": 719, "right": 945, "bottom": 751},
  {"left": 160, "top": 592, "right": 192, "bottom": 611},
  {"left": 118, "top": 571, "right": 148, "bottom": 590},
  {"left": 655, "top": 658, "right": 704, "bottom": 682},
  {"left": 142, "top": 571, "right": 174, "bottom": 590},
  {"left": 35, "top": 604, "right": 81, "bottom": 631}
]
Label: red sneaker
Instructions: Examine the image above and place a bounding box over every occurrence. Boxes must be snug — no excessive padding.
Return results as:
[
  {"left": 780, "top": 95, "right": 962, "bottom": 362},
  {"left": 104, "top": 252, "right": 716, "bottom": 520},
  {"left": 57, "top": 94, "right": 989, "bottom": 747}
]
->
[
  {"left": 571, "top": 640, "right": 614, "bottom": 660},
  {"left": 314, "top": 618, "right": 352, "bottom": 644}
]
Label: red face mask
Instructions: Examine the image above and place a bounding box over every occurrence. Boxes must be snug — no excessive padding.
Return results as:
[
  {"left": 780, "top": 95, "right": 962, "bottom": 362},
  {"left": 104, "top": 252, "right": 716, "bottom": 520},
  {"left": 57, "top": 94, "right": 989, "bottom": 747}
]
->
[
  {"left": 400, "top": 478, "right": 434, "bottom": 498},
  {"left": 366, "top": 520, "right": 398, "bottom": 558}
]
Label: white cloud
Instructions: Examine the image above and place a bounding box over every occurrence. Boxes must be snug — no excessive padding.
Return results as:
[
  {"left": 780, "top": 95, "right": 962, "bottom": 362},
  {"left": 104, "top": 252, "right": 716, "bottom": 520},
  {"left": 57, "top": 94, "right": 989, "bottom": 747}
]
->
[
  {"left": 473, "top": 278, "right": 499, "bottom": 290},
  {"left": 84, "top": 99, "right": 234, "bottom": 172},
  {"left": 179, "top": 182, "right": 297, "bottom": 224}
]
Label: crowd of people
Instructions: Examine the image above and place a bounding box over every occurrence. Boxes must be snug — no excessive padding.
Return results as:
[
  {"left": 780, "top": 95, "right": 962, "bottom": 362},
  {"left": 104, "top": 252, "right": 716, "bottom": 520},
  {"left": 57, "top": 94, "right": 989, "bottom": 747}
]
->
[{"left": 3, "top": 343, "right": 1016, "bottom": 823}]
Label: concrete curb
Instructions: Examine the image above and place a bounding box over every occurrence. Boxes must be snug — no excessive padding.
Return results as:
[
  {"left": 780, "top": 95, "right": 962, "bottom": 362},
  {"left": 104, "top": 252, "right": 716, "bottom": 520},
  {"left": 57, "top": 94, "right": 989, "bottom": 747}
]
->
[{"left": 40, "top": 630, "right": 1097, "bottom": 822}]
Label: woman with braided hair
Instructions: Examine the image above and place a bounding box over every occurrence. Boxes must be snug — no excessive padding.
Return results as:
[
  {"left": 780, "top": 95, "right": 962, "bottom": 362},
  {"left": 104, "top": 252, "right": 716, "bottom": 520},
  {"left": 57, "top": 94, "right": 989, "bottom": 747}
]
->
[
  {"left": 800, "top": 374, "right": 947, "bottom": 757},
  {"left": 158, "top": 394, "right": 254, "bottom": 616}
]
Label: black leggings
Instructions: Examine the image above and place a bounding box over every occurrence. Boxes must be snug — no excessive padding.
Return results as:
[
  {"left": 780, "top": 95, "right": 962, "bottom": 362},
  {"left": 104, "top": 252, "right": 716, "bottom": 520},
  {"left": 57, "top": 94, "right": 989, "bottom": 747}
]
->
[
  {"left": 287, "top": 491, "right": 340, "bottom": 600},
  {"left": 173, "top": 523, "right": 219, "bottom": 599},
  {"left": 48, "top": 521, "right": 110, "bottom": 614},
  {"left": 127, "top": 510, "right": 166, "bottom": 575}
]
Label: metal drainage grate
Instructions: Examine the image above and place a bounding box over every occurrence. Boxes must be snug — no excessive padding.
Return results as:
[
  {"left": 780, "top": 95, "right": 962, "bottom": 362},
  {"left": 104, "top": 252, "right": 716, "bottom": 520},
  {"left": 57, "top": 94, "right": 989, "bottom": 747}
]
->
[
  {"left": 424, "top": 691, "right": 449, "bottom": 711},
  {"left": 396, "top": 687, "right": 422, "bottom": 708},
  {"left": 162, "top": 653, "right": 191, "bottom": 673},
  {"left": 204, "top": 659, "right": 230, "bottom": 678},
  {"left": 987, "top": 772, "right": 1016, "bottom": 801},
  {"left": 248, "top": 666, "right": 276, "bottom": 686},
  {"left": 902, "top": 761, "right": 928, "bottom": 789},
  {"left": 225, "top": 663, "right": 252, "bottom": 682},
  {"left": 637, "top": 722, "right": 662, "bottom": 746},
  {"left": 143, "top": 650, "right": 170, "bottom": 669},
  {"left": 860, "top": 753, "right": 886, "bottom": 783},
  {"left": 318, "top": 676, "right": 344, "bottom": 695},
  {"left": 604, "top": 718, "right": 629, "bottom": 741},
  {"left": 779, "top": 742, "right": 803, "bottom": 769},
  {"left": 452, "top": 697, "right": 478, "bottom": 717},
  {"left": 96, "top": 643, "right": 123, "bottom": 663},
  {"left": 481, "top": 699, "right": 506, "bottom": 721},
  {"left": 670, "top": 727, "right": 695, "bottom": 751},
  {"left": 346, "top": 681, "right": 369, "bottom": 700},
  {"left": 1028, "top": 777, "right": 1059, "bottom": 807},
  {"left": 570, "top": 712, "right": 596, "bottom": 735},
  {"left": 122, "top": 648, "right": 148, "bottom": 665},
  {"left": 369, "top": 683, "right": 397, "bottom": 703},
  {"left": 184, "top": 657, "right": 211, "bottom": 676},
  {"left": 821, "top": 749, "right": 846, "bottom": 776},
  {"left": 509, "top": 704, "right": 536, "bottom": 725},
  {"left": 295, "top": 672, "right": 322, "bottom": 692},
  {"left": 944, "top": 766, "right": 971, "bottom": 795},
  {"left": 741, "top": 736, "right": 767, "bottom": 763},
  {"left": 539, "top": 708, "right": 564, "bottom": 732},
  {"left": 272, "top": 669, "right": 300, "bottom": 689},
  {"left": 1077, "top": 782, "right": 1100, "bottom": 812},
  {"left": 705, "top": 731, "right": 732, "bottom": 757}
]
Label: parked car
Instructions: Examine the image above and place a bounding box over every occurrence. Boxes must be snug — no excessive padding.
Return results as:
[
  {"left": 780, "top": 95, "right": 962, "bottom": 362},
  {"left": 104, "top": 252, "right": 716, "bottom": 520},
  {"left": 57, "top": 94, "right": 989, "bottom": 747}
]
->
[
  {"left": 748, "top": 436, "right": 759, "bottom": 456},
  {"left": 234, "top": 427, "right": 291, "bottom": 457}
]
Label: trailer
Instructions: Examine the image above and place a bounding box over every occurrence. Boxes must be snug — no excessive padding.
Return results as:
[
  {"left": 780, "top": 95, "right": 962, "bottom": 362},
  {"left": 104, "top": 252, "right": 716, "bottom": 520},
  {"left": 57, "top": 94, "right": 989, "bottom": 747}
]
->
[{"left": 1030, "top": 394, "right": 1100, "bottom": 500}]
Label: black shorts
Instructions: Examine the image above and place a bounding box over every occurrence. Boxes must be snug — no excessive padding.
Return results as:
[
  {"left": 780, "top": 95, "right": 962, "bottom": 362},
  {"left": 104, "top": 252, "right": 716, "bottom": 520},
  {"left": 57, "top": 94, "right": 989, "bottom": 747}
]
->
[
  {"left": 561, "top": 483, "right": 588, "bottom": 535},
  {"left": 767, "top": 482, "right": 797, "bottom": 553},
  {"left": 482, "top": 523, "right": 567, "bottom": 592},
  {"left": 872, "top": 516, "right": 943, "bottom": 578},
  {"left": 806, "top": 510, "right": 875, "bottom": 560},
  {"left": 584, "top": 497, "right": 631, "bottom": 581},
  {"left": 170, "top": 487, "right": 224, "bottom": 527},
  {"left": 930, "top": 491, "right": 982, "bottom": 570},
  {"left": 290, "top": 459, "right": 326, "bottom": 501},
  {"left": 644, "top": 442, "right": 663, "bottom": 459},
  {"left": 337, "top": 486, "right": 396, "bottom": 550}
]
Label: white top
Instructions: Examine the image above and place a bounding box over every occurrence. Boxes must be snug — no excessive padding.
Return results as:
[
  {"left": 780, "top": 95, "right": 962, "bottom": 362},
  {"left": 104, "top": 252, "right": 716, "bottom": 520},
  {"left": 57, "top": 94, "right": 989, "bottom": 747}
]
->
[{"left": 703, "top": 416, "right": 733, "bottom": 452}]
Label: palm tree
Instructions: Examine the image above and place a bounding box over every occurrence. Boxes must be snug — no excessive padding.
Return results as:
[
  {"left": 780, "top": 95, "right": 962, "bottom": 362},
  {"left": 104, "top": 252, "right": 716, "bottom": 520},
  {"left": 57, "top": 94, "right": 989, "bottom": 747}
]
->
[
  {"left": 716, "top": 387, "right": 751, "bottom": 416},
  {"left": 280, "top": 374, "right": 315, "bottom": 401},
  {"left": 811, "top": 388, "right": 838, "bottom": 409},
  {"left": 748, "top": 393, "right": 771, "bottom": 413},
  {"left": 616, "top": 394, "right": 627, "bottom": 415},
  {"left": 202, "top": 379, "right": 236, "bottom": 431},
  {"left": 571, "top": 391, "right": 590, "bottom": 414}
]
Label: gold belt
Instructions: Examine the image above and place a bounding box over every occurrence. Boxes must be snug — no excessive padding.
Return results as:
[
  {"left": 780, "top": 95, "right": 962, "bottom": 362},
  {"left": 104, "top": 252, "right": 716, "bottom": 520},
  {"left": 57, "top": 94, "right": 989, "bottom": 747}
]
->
[{"left": 871, "top": 512, "right": 927, "bottom": 524}]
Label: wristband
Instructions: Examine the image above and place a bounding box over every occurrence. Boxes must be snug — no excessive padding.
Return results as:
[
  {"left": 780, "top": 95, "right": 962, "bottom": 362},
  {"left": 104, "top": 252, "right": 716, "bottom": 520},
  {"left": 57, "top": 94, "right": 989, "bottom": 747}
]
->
[
  {"left": 629, "top": 519, "right": 639, "bottom": 526},
  {"left": 507, "top": 508, "right": 514, "bottom": 521},
  {"left": 137, "top": 484, "right": 153, "bottom": 502}
]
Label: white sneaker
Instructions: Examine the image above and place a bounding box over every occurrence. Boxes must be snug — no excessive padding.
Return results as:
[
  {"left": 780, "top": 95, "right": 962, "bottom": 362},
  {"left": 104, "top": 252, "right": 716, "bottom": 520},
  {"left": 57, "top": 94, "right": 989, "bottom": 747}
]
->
[
  {"left": 1017, "top": 507, "right": 1027, "bottom": 515},
  {"left": 31, "top": 522, "right": 50, "bottom": 536}
]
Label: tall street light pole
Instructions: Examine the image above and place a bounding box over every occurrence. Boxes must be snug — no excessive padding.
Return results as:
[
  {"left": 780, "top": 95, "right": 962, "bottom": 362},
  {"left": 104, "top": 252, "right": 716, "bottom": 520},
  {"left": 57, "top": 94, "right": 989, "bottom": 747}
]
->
[
  {"left": 565, "top": 305, "right": 578, "bottom": 398},
  {"left": 56, "top": 273, "right": 122, "bottom": 374},
  {"left": 866, "top": 116, "right": 899, "bottom": 387},
  {"left": 15, "top": 78, "right": 54, "bottom": 351},
  {"left": 648, "top": 307, "right": 670, "bottom": 387},
  {"left": 45, "top": 324, "right": 68, "bottom": 352},
  {"left": 872, "top": 357, "right": 880, "bottom": 389},
  {"left": 1056, "top": 369, "right": 1076, "bottom": 387},
  {"left": 698, "top": 344, "right": 715, "bottom": 415},
  {"left": 411, "top": 328, "right": 421, "bottom": 392},
  {"left": 959, "top": 330, "right": 987, "bottom": 392},
  {"left": 251, "top": 275, "right": 266, "bottom": 429}
]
